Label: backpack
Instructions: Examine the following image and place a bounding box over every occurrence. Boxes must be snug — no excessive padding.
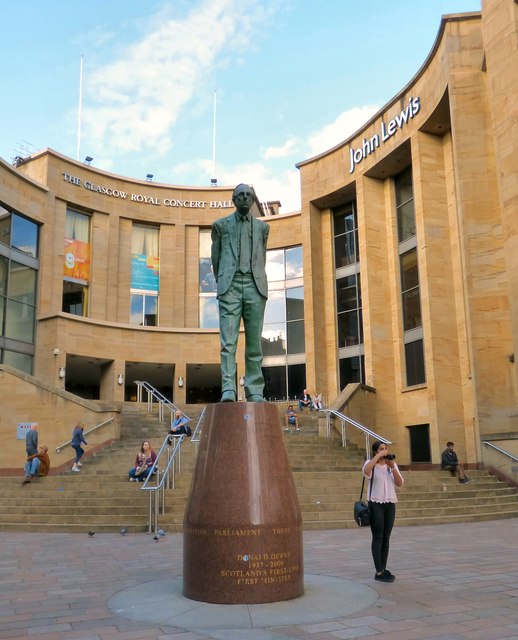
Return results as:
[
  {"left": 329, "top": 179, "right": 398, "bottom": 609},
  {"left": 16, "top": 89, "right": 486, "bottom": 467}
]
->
[{"left": 184, "top": 424, "right": 192, "bottom": 437}]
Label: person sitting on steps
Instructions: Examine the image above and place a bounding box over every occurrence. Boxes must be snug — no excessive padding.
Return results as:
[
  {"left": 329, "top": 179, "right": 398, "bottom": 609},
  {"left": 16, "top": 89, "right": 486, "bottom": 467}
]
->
[
  {"left": 168, "top": 410, "right": 190, "bottom": 442},
  {"left": 298, "top": 389, "right": 313, "bottom": 412},
  {"left": 284, "top": 405, "right": 300, "bottom": 431},
  {"left": 129, "top": 441, "right": 157, "bottom": 482},
  {"left": 23, "top": 445, "right": 50, "bottom": 484},
  {"left": 441, "top": 441, "right": 472, "bottom": 484}
]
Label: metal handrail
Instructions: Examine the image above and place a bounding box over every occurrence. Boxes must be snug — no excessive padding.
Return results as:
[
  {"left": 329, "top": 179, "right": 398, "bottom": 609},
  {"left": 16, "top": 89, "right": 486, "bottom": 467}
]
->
[
  {"left": 55, "top": 417, "right": 115, "bottom": 453},
  {"left": 140, "top": 433, "right": 184, "bottom": 535},
  {"left": 191, "top": 406, "right": 206, "bottom": 443},
  {"left": 482, "top": 440, "right": 518, "bottom": 462},
  {"left": 134, "top": 380, "right": 190, "bottom": 428},
  {"left": 320, "top": 408, "right": 391, "bottom": 459}
]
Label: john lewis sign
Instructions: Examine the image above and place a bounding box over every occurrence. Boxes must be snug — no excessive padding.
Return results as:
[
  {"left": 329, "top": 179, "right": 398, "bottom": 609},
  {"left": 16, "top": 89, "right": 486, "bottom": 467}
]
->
[{"left": 348, "top": 96, "right": 421, "bottom": 173}]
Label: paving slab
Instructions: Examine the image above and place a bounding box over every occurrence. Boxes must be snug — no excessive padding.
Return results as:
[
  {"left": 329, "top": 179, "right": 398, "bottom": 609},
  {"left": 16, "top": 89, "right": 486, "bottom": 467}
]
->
[{"left": 0, "top": 520, "right": 517, "bottom": 639}]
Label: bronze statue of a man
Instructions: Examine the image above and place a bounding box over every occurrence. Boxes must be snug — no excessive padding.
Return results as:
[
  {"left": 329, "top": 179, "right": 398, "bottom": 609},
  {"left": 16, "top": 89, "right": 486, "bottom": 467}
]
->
[{"left": 211, "top": 184, "right": 269, "bottom": 402}]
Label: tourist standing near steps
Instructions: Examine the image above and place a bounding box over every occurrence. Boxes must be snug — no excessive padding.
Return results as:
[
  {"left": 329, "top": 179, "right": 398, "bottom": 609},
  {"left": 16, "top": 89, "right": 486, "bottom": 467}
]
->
[
  {"left": 362, "top": 441, "right": 404, "bottom": 583},
  {"left": 71, "top": 422, "right": 87, "bottom": 472}
]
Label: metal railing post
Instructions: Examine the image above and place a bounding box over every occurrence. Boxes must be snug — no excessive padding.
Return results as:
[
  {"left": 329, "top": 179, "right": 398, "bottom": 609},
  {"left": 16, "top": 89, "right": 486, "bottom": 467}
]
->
[{"left": 147, "top": 491, "right": 153, "bottom": 534}]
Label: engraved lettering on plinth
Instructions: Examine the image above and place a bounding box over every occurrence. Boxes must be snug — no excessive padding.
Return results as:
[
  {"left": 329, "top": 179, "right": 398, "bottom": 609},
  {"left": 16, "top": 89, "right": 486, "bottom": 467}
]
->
[{"left": 183, "top": 403, "right": 304, "bottom": 604}]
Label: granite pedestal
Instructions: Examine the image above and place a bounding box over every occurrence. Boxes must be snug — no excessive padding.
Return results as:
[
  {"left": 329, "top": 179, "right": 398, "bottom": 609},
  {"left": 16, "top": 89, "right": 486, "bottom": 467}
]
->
[{"left": 183, "top": 402, "right": 304, "bottom": 604}]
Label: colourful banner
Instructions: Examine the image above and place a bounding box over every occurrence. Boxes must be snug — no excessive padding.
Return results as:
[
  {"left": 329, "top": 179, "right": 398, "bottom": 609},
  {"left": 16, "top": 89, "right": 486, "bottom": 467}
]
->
[
  {"left": 131, "top": 253, "right": 159, "bottom": 291},
  {"left": 64, "top": 238, "right": 90, "bottom": 281}
]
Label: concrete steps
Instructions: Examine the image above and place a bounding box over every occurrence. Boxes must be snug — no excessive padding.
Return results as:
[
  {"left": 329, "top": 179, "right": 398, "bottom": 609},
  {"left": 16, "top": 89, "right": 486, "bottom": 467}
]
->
[{"left": 1, "top": 402, "right": 517, "bottom": 533}]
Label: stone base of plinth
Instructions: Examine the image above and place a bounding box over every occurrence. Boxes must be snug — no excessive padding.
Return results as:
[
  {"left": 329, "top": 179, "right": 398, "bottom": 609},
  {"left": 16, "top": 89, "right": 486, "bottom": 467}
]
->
[{"left": 183, "top": 402, "right": 304, "bottom": 604}]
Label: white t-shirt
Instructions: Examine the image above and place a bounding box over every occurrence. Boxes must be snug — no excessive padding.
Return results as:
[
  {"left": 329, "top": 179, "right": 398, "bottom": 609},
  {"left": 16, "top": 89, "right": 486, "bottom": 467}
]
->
[{"left": 362, "top": 460, "right": 403, "bottom": 503}]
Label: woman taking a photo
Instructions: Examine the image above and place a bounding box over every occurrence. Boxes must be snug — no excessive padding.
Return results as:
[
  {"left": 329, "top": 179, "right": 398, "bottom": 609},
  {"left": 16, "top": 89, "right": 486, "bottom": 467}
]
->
[{"left": 362, "top": 441, "right": 404, "bottom": 583}]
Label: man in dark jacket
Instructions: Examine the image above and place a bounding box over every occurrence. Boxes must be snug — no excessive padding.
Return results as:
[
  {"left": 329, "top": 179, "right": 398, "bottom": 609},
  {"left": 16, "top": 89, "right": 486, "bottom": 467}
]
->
[
  {"left": 441, "top": 441, "right": 471, "bottom": 484},
  {"left": 211, "top": 184, "right": 269, "bottom": 403}
]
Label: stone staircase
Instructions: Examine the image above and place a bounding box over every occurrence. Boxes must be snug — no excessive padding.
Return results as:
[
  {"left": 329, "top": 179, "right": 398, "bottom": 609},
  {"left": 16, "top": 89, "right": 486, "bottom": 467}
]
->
[{"left": 0, "top": 403, "right": 517, "bottom": 533}]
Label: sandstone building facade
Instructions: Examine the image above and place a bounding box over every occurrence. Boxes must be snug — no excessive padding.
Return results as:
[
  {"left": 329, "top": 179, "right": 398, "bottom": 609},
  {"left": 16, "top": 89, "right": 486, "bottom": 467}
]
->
[{"left": 1, "top": 0, "right": 516, "bottom": 467}]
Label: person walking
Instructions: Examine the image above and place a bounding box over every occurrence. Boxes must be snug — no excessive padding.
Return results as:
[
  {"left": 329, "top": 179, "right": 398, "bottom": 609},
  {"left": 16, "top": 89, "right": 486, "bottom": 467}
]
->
[
  {"left": 362, "top": 441, "right": 404, "bottom": 583},
  {"left": 71, "top": 422, "right": 87, "bottom": 472}
]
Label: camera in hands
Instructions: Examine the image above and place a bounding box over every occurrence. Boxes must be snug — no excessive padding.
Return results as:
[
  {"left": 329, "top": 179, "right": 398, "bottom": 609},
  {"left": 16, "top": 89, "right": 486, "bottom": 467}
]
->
[{"left": 384, "top": 453, "right": 396, "bottom": 461}]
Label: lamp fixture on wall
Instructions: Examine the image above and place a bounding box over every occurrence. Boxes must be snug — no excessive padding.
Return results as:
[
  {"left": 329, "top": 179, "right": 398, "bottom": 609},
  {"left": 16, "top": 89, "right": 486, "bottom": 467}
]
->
[
  {"left": 146, "top": 173, "right": 153, "bottom": 181},
  {"left": 117, "top": 373, "right": 124, "bottom": 385},
  {"left": 239, "top": 376, "right": 245, "bottom": 387},
  {"left": 53, "top": 348, "right": 59, "bottom": 356},
  {"left": 84, "top": 156, "right": 93, "bottom": 165},
  {"left": 58, "top": 366, "right": 66, "bottom": 379},
  {"left": 178, "top": 376, "right": 184, "bottom": 388}
]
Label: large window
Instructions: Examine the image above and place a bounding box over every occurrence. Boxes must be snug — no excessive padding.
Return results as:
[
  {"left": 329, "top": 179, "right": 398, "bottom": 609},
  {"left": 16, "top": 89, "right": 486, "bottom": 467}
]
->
[
  {"left": 334, "top": 202, "right": 358, "bottom": 268},
  {"left": 336, "top": 274, "right": 363, "bottom": 347},
  {"left": 395, "top": 167, "right": 425, "bottom": 386},
  {"left": 199, "top": 229, "right": 218, "bottom": 328},
  {"left": 395, "top": 167, "right": 416, "bottom": 242},
  {"left": 333, "top": 201, "right": 364, "bottom": 389},
  {"left": 0, "top": 206, "right": 39, "bottom": 374},
  {"left": 262, "top": 246, "right": 304, "bottom": 400},
  {"left": 63, "top": 208, "right": 91, "bottom": 316},
  {"left": 400, "top": 249, "right": 421, "bottom": 331},
  {"left": 130, "top": 224, "right": 159, "bottom": 326}
]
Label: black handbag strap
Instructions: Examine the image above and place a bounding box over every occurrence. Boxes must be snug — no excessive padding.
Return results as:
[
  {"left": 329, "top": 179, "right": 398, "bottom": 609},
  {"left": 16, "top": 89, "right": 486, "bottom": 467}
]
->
[{"left": 360, "top": 465, "right": 374, "bottom": 500}]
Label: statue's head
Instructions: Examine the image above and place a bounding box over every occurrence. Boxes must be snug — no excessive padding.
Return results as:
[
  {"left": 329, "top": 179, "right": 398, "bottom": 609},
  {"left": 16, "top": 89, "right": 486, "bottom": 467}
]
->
[{"left": 232, "top": 183, "right": 253, "bottom": 215}]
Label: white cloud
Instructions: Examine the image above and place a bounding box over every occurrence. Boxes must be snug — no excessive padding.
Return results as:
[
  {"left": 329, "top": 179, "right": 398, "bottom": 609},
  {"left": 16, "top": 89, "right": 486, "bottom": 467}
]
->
[
  {"left": 307, "top": 105, "right": 380, "bottom": 157},
  {"left": 263, "top": 138, "right": 299, "bottom": 160},
  {"left": 172, "top": 157, "right": 301, "bottom": 214},
  {"left": 82, "top": 0, "right": 273, "bottom": 158}
]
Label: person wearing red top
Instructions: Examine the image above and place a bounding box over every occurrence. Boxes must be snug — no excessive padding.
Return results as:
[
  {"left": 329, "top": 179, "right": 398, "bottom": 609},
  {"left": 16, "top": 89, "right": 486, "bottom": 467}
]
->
[{"left": 128, "top": 441, "right": 157, "bottom": 482}]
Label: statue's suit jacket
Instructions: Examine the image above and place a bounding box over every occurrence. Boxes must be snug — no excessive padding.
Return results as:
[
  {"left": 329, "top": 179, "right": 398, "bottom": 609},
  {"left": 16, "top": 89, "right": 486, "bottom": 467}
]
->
[{"left": 211, "top": 213, "right": 269, "bottom": 299}]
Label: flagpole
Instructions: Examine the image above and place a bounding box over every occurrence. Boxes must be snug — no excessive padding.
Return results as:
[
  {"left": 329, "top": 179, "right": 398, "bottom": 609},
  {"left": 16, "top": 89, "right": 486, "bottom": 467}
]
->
[
  {"left": 77, "top": 55, "right": 84, "bottom": 161},
  {"left": 211, "top": 90, "right": 217, "bottom": 186}
]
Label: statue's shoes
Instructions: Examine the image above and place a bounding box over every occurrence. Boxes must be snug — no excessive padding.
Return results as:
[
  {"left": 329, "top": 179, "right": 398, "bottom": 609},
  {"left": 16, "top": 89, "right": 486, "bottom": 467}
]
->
[
  {"left": 246, "top": 395, "right": 265, "bottom": 402},
  {"left": 220, "top": 390, "right": 236, "bottom": 402}
]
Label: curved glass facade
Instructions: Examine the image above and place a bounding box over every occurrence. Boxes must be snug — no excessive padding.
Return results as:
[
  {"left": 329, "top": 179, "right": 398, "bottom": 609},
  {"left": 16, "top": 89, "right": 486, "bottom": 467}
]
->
[{"left": 0, "top": 205, "right": 39, "bottom": 374}]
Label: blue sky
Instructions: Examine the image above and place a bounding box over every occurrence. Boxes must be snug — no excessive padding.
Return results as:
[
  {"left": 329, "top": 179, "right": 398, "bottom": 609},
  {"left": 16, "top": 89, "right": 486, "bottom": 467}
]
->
[{"left": 1, "top": 0, "right": 480, "bottom": 213}]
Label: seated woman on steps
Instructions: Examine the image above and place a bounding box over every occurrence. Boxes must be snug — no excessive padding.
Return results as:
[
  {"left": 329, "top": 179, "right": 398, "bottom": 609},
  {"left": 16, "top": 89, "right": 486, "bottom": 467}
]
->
[{"left": 128, "top": 441, "right": 157, "bottom": 482}]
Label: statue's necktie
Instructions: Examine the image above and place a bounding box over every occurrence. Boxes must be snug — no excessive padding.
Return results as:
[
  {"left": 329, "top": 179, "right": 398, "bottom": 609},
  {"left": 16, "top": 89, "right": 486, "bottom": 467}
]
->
[{"left": 239, "top": 216, "right": 251, "bottom": 273}]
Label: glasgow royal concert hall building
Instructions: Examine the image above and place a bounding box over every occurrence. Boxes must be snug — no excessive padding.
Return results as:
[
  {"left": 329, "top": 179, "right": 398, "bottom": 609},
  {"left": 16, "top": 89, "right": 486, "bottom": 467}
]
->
[{"left": 1, "top": 0, "right": 517, "bottom": 470}]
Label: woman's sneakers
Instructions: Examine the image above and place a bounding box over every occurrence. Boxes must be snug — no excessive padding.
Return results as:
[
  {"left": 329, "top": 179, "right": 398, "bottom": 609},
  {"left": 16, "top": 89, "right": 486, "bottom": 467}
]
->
[
  {"left": 71, "top": 463, "right": 81, "bottom": 472},
  {"left": 375, "top": 569, "right": 395, "bottom": 583}
]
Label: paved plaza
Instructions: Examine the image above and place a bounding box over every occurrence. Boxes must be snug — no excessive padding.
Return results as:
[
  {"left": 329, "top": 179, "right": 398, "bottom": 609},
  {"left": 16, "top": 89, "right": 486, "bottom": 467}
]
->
[{"left": 1, "top": 519, "right": 517, "bottom": 640}]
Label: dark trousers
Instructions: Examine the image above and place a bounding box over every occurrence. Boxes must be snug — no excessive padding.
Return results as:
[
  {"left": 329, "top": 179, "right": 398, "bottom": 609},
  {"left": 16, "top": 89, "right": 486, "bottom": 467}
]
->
[
  {"left": 369, "top": 501, "right": 396, "bottom": 572},
  {"left": 72, "top": 445, "right": 84, "bottom": 464}
]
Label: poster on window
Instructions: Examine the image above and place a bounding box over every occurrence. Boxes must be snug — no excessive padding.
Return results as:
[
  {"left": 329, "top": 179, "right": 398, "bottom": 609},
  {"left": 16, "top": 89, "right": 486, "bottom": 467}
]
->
[
  {"left": 64, "top": 238, "right": 90, "bottom": 281},
  {"left": 17, "top": 422, "right": 38, "bottom": 440},
  {"left": 131, "top": 253, "right": 159, "bottom": 291}
]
